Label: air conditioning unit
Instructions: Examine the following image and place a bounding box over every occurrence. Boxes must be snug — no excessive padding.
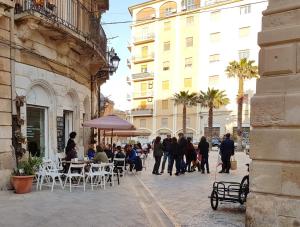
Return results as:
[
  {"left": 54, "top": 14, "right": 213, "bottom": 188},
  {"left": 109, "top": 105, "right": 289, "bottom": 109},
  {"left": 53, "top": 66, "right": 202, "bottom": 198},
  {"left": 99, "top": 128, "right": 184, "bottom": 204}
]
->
[
  {"left": 182, "top": 6, "right": 187, "bottom": 11},
  {"left": 151, "top": 14, "right": 156, "bottom": 19}
]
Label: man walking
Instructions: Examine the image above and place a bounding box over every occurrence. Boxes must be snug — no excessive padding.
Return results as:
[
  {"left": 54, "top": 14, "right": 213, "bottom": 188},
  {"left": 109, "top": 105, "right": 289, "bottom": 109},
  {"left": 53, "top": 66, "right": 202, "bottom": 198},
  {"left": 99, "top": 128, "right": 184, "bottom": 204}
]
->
[
  {"left": 177, "top": 133, "right": 188, "bottom": 174},
  {"left": 161, "top": 134, "right": 172, "bottom": 174},
  {"left": 219, "top": 133, "right": 235, "bottom": 173}
]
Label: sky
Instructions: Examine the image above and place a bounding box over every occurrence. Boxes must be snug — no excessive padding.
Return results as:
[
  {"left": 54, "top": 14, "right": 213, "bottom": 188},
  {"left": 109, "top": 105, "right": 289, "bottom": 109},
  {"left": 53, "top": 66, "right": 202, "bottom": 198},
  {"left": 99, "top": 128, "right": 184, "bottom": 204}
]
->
[{"left": 101, "top": 0, "right": 142, "bottom": 111}]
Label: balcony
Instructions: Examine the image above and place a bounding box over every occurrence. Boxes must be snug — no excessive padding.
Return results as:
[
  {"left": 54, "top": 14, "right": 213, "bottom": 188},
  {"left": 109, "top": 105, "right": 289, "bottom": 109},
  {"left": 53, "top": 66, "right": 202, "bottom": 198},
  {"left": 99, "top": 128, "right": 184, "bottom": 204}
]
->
[
  {"left": 14, "top": 0, "right": 107, "bottom": 58},
  {"left": 131, "top": 107, "right": 153, "bottom": 116},
  {"left": 132, "top": 53, "right": 154, "bottom": 64},
  {"left": 133, "top": 91, "right": 153, "bottom": 99},
  {"left": 132, "top": 72, "right": 154, "bottom": 81},
  {"left": 204, "top": 0, "right": 229, "bottom": 6},
  {"left": 133, "top": 33, "right": 155, "bottom": 45},
  {"left": 126, "top": 76, "right": 131, "bottom": 85}
]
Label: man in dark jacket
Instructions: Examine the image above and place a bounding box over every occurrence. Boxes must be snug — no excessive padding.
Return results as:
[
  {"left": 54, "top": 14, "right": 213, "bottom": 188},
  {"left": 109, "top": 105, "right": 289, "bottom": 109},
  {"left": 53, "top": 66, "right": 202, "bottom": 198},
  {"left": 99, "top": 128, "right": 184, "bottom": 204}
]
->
[
  {"left": 161, "top": 134, "right": 172, "bottom": 173},
  {"left": 219, "top": 133, "right": 235, "bottom": 173},
  {"left": 177, "top": 133, "right": 188, "bottom": 174}
]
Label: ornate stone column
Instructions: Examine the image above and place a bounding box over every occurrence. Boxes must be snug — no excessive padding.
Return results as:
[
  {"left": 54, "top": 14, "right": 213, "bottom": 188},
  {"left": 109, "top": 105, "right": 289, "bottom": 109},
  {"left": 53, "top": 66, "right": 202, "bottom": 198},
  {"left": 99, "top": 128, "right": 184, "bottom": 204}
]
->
[
  {"left": 0, "top": 0, "right": 14, "bottom": 189},
  {"left": 247, "top": 0, "right": 300, "bottom": 226}
]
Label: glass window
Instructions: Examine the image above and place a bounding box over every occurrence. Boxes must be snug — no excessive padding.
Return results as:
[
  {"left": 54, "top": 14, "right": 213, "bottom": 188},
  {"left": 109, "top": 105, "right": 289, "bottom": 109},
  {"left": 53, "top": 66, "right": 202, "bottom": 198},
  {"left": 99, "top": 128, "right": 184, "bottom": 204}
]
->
[
  {"left": 162, "top": 80, "right": 169, "bottom": 90},
  {"left": 141, "top": 46, "right": 148, "bottom": 58},
  {"left": 184, "top": 78, "right": 192, "bottom": 88},
  {"left": 161, "top": 118, "right": 168, "bottom": 127},
  {"left": 165, "top": 7, "right": 175, "bottom": 17},
  {"left": 27, "top": 106, "right": 46, "bottom": 157},
  {"left": 185, "top": 57, "right": 192, "bottom": 68},
  {"left": 140, "top": 119, "right": 146, "bottom": 127},
  {"left": 210, "top": 32, "right": 221, "bottom": 43},
  {"left": 163, "top": 61, "right": 170, "bottom": 71},
  {"left": 209, "top": 54, "right": 220, "bottom": 63},
  {"left": 239, "top": 27, "right": 251, "bottom": 38},
  {"left": 186, "top": 0, "right": 195, "bottom": 10},
  {"left": 162, "top": 100, "right": 168, "bottom": 109},
  {"left": 239, "top": 49, "right": 250, "bottom": 59},
  {"left": 240, "top": 4, "right": 251, "bottom": 15},
  {"left": 210, "top": 10, "right": 221, "bottom": 21},
  {"left": 164, "top": 21, "right": 171, "bottom": 31},
  {"left": 139, "top": 100, "right": 147, "bottom": 109},
  {"left": 186, "top": 37, "right": 193, "bottom": 47},
  {"left": 164, "top": 41, "right": 170, "bottom": 51},
  {"left": 186, "top": 16, "right": 194, "bottom": 25},
  {"left": 208, "top": 75, "right": 220, "bottom": 87},
  {"left": 141, "top": 64, "right": 148, "bottom": 73}
]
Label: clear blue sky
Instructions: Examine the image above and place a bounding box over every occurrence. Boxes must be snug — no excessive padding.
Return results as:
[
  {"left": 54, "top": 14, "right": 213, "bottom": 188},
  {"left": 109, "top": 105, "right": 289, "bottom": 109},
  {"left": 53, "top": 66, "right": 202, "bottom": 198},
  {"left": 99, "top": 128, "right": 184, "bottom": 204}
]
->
[{"left": 101, "top": 0, "right": 142, "bottom": 111}]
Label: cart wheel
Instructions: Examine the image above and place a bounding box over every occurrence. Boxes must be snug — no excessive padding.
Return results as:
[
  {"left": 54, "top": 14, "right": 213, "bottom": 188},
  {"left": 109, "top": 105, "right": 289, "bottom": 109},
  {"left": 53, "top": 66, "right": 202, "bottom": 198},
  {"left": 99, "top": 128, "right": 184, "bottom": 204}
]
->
[
  {"left": 239, "top": 175, "right": 249, "bottom": 204},
  {"left": 210, "top": 190, "right": 218, "bottom": 210}
]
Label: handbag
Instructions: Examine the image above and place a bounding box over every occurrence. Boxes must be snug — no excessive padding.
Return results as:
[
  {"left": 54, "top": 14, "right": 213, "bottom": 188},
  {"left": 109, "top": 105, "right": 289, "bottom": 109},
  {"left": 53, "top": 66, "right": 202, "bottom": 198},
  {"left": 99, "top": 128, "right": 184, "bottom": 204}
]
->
[{"left": 230, "top": 156, "right": 237, "bottom": 170}]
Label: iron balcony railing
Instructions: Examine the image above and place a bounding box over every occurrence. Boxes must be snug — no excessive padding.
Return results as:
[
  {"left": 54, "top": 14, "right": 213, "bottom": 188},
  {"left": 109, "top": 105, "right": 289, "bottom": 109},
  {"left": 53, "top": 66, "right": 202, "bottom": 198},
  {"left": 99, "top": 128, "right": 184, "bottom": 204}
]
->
[
  {"left": 205, "top": 0, "right": 228, "bottom": 6},
  {"left": 132, "top": 72, "right": 154, "bottom": 80},
  {"left": 132, "top": 53, "right": 155, "bottom": 63},
  {"left": 133, "top": 91, "right": 153, "bottom": 99},
  {"left": 131, "top": 108, "right": 153, "bottom": 116},
  {"left": 133, "top": 33, "right": 155, "bottom": 44},
  {"left": 15, "top": 0, "right": 107, "bottom": 56}
]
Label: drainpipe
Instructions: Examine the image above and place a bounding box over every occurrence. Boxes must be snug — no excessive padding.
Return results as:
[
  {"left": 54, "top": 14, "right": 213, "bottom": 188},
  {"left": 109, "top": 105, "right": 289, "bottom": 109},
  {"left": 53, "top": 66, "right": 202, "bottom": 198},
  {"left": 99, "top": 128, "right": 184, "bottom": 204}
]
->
[{"left": 10, "top": 7, "right": 15, "bottom": 116}]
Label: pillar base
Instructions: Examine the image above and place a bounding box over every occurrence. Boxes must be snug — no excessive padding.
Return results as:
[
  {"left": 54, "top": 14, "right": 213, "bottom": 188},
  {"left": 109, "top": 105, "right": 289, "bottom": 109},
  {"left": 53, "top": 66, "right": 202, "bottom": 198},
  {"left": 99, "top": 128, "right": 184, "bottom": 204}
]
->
[{"left": 246, "top": 193, "right": 300, "bottom": 227}]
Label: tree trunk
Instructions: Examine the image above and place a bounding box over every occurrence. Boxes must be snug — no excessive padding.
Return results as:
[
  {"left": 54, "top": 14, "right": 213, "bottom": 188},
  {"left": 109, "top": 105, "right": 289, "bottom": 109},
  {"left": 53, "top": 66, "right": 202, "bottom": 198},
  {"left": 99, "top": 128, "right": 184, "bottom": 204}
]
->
[
  {"left": 237, "top": 77, "right": 244, "bottom": 152},
  {"left": 208, "top": 106, "right": 213, "bottom": 150},
  {"left": 183, "top": 104, "right": 186, "bottom": 135}
]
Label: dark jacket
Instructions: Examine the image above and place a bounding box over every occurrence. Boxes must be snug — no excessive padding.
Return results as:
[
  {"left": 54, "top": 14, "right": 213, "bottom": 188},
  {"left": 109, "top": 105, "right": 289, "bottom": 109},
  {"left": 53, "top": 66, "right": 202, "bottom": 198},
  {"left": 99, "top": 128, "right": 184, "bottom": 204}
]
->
[
  {"left": 198, "top": 141, "right": 209, "bottom": 158},
  {"left": 162, "top": 138, "right": 172, "bottom": 153},
  {"left": 220, "top": 138, "right": 235, "bottom": 157},
  {"left": 65, "top": 148, "right": 77, "bottom": 161},
  {"left": 153, "top": 143, "right": 164, "bottom": 157},
  {"left": 178, "top": 137, "right": 188, "bottom": 157},
  {"left": 186, "top": 142, "right": 195, "bottom": 160},
  {"left": 170, "top": 142, "right": 179, "bottom": 158}
]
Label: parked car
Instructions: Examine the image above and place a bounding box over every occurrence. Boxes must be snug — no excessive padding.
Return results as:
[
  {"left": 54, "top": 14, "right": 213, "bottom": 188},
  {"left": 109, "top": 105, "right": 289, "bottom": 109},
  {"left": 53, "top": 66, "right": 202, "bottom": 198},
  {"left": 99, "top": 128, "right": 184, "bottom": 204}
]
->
[{"left": 211, "top": 137, "right": 221, "bottom": 147}]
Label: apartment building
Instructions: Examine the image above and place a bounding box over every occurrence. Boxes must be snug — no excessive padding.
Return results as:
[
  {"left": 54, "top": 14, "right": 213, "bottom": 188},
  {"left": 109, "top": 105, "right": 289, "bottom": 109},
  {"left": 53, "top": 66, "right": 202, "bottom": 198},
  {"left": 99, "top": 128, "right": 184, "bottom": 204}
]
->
[{"left": 128, "top": 0, "right": 267, "bottom": 143}]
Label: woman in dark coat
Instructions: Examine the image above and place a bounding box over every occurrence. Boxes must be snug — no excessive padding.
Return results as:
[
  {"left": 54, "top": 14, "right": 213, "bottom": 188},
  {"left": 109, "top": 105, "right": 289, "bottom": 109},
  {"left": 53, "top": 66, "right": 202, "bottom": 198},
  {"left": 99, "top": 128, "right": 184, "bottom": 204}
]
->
[
  {"left": 186, "top": 137, "right": 195, "bottom": 172},
  {"left": 198, "top": 136, "right": 210, "bottom": 174},
  {"left": 152, "top": 136, "right": 163, "bottom": 175}
]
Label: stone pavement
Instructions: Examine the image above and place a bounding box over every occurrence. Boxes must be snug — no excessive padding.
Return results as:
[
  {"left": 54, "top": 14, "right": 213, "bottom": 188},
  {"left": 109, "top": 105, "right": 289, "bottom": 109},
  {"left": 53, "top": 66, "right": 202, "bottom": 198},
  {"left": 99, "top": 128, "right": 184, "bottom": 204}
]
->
[
  {"left": 137, "top": 151, "right": 250, "bottom": 227},
  {"left": 0, "top": 151, "right": 249, "bottom": 227}
]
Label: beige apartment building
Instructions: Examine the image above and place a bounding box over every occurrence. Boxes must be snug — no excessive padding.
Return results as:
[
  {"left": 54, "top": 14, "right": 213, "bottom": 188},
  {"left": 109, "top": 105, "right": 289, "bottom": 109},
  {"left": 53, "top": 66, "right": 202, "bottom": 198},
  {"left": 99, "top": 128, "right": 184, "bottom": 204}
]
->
[
  {"left": 128, "top": 0, "right": 267, "bottom": 143},
  {"left": 0, "top": 0, "right": 110, "bottom": 189}
]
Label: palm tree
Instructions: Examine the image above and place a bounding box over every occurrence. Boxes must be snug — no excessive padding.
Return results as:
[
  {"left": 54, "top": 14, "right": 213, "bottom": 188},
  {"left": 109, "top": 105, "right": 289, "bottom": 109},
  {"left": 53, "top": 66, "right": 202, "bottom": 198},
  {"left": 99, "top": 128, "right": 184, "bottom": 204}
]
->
[
  {"left": 173, "top": 91, "right": 198, "bottom": 135},
  {"left": 198, "top": 88, "right": 229, "bottom": 147},
  {"left": 226, "top": 58, "right": 258, "bottom": 150}
]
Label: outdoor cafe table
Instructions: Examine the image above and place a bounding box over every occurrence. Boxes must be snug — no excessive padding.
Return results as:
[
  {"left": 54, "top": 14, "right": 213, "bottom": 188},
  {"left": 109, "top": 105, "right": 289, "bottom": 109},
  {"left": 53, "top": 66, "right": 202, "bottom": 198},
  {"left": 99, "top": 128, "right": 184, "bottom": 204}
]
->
[{"left": 61, "top": 160, "right": 120, "bottom": 185}]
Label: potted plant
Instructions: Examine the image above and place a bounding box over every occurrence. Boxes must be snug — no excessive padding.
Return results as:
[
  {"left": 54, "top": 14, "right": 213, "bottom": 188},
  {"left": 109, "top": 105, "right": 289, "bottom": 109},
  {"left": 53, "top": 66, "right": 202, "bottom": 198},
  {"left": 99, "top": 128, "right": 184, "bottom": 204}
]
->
[{"left": 11, "top": 156, "right": 42, "bottom": 194}]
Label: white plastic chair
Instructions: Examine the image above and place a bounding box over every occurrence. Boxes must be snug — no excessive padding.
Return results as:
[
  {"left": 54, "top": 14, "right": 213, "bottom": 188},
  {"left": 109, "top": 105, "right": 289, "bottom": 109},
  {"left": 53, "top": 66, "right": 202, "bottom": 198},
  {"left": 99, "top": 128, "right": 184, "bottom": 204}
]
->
[
  {"left": 37, "top": 160, "right": 64, "bottom": 192},
  {"left": 64, "top": 163, "right": 86, "bottom": 192},
  {"left": 101, "top": 163, "right": 115, "bottom": 187},
  {"left": 85, "top": 163, "right": 106, "bottom": 190}
]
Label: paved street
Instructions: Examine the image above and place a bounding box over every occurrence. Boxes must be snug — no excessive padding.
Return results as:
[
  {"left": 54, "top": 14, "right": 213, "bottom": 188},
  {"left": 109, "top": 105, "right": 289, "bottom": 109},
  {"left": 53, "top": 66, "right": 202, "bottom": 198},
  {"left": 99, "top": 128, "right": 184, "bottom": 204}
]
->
[{"left": 0, "top": 152, "right": 250, "bottom": 227}]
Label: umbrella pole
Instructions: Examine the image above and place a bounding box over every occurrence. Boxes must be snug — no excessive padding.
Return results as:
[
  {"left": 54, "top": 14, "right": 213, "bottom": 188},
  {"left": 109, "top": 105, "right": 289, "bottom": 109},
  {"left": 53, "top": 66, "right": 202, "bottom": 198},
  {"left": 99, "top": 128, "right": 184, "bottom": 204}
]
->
[{"left": 111, "top": 129, "right": 113, "bottom": 147}]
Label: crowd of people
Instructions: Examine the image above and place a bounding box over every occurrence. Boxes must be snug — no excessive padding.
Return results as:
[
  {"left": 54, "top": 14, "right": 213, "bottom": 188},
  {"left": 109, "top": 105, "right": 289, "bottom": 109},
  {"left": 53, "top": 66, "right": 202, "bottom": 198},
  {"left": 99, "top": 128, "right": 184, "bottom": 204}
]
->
[
  {"left": 64, "top": 131, "right": 235, "bottom": 176},
  {"left": 152, "top": 132, "right": 235, "bottom": 176}
]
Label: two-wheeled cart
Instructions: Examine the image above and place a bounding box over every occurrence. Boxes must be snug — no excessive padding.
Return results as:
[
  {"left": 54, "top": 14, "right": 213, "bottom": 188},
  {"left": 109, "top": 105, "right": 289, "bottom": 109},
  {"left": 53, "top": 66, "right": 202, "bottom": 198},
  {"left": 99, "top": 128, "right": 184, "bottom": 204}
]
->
[{"left": 209, "top": 175, "right": 249, "bottom": 210}]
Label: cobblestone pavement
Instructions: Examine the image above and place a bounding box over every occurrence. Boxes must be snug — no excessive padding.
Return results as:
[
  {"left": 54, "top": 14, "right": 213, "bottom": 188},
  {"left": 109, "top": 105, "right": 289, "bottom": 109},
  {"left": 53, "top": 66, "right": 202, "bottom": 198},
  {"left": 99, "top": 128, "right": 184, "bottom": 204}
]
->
[
  {"left": 138, "top": 151, "right": 250, "bottom": 227},
  {"left": 0, "top": 151, "right": 249, "bottom": 227}
]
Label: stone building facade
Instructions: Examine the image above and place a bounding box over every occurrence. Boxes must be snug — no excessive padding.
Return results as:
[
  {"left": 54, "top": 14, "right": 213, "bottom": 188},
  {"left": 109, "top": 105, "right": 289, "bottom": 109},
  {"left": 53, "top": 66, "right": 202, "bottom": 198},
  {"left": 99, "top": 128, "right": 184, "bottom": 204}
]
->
[
  {"left": 247, "top": 0, "right": 300, "bottom": 226},
  {"left": 0, "top": 0, "right": 110, "bottom": 189}
]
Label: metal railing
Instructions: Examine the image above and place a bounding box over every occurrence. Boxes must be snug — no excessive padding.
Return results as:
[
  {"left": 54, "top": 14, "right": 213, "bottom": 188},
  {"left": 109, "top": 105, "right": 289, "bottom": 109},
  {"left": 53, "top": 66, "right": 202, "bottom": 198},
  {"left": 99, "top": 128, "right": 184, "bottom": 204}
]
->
[
  {"left": 133, "top": 91, "right": 153, "bottom": 99},
  {"left": 133, "top": 33, "right": 155, "bottom": 43},
  {"left": 131, "top": 108, "right": 153, "bottom": 116},
  {"left": 15, "top": 0, "right": 107, "bottom": 56},
  {"left": 132, "top": 72, "right": 154, "bottom": 80},
  {"left": 204, "top": 0, "right": 229, "bottom": 6},
  {"left": 132, "top": 53, "right": 155, "bottom": 63}
]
